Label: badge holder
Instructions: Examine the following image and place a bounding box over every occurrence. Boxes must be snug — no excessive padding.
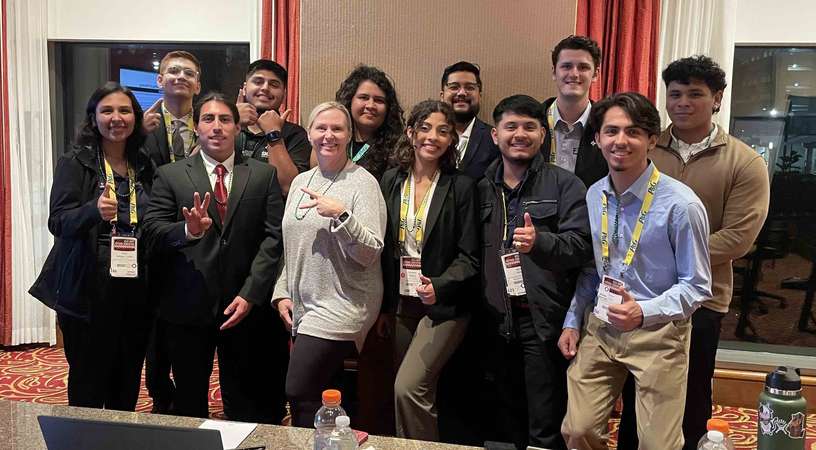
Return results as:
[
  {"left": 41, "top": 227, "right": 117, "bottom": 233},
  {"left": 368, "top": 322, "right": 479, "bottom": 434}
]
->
[
  {"left": 399, "top": 249, "right": 422, "bottom": 298},
  {"left": 109, "top": 222, "right": 138, "bottom": 279},
  {"left": 500, "top": 246, "right": 526, "bottom": 297},
  {"left": 593, "top": 275, "right": 624, "bottom": 323}
]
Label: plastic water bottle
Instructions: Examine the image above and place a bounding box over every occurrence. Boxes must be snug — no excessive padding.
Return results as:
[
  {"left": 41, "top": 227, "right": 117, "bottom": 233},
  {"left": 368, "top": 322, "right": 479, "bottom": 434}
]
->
[
  {"left": 327, "top": 415, "right": 357, "bottom": 450},
  {"left": 314, "top": 389, "right": 347, "bottom": 450},
  {"left": 702, "top": 418, "right": 735, "bottom": 450},
  {"left": 697, "top": 430, "right": 729, "bottom": 450}
]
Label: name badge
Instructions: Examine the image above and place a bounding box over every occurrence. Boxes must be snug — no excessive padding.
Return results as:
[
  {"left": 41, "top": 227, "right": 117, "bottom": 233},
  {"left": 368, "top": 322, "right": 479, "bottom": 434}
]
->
[
  {"left": 594, "top": 275, "right": 624, "bottom": 323},
  {"left": 399, "top": 256, "right": 422, "bottom": 297},
  {"left": 501, "top": 251, "right": 526, "bottom": 297},
  {"left": 110, "top": 236, "right": 138, "bottom": 278}
]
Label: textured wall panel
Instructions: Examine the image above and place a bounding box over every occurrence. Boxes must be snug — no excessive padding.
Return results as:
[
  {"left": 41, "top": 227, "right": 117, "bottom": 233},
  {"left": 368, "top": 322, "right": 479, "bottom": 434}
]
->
[{"left": 299, "top": 0, "right": 576, "bottom": 126}]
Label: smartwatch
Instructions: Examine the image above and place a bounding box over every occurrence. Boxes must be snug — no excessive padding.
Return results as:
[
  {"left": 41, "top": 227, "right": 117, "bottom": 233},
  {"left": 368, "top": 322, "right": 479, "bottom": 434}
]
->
[
  {"left": 265, "top": 129, "right": 282, "bottom": 144},
  {"left": 337, "top": 211, "right": 350, "bottom": 223}
]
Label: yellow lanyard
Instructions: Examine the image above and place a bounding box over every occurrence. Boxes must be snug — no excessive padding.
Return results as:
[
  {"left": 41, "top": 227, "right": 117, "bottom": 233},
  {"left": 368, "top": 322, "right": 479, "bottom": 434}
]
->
[
  {"left": 600, "top": 167, "right": 660, "bottom": 275},
  {"left": 398, "top": 170, "right": 439, "bottom": 251},
  {"left": 547, "top": 103, "right": 557, "bottom": 164},
  {"left": 163, "top": 109, "right": 195, "bottom": 162},
  {"left": 103, "top": 158, "right": 138, "bottom": 228}
]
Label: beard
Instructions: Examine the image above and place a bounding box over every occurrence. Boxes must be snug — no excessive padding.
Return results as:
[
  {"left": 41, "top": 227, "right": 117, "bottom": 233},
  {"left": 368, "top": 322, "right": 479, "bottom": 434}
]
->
[{"left": 454, "top": 108, "right": 477, "bottom": 125}]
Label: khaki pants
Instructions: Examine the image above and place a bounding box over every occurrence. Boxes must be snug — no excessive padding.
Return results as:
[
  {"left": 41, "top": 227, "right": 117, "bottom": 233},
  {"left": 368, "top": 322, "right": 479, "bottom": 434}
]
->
[
  {"left": 561, "top": 313, "right": 691, "bottom": 450},
  {"left": 393, "top": 313, "right": 470, "bottom": 441}
]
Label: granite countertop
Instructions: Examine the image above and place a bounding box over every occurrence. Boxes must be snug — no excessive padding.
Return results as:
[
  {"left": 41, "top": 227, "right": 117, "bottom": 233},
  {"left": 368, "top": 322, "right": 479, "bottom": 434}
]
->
[{"left": 0, "top": 399, "right": 480, "bottom": 450}]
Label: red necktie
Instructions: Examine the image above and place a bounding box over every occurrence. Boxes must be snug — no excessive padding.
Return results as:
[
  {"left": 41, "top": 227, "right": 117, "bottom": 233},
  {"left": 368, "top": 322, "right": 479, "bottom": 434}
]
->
[{"left": 214, "top": 164, "right": 228, "bottom": 223}]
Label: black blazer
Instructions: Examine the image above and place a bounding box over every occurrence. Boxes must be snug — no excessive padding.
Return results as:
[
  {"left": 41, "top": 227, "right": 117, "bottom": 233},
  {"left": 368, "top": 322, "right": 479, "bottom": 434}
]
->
[
  {"left": 541, "top": 97, "right": 608, "bottom": 188},
  {"left": 142, "top": 152, "right": 284, "bottom": 326},
  {"left": 459, "top": 118, "right": 500, "bottom": 180},
  {"left": 380, "top": 167, "right": 480, "bottom": 322},
  {"left": 29, "top": 145, "right": 154, "bottom": 320}
]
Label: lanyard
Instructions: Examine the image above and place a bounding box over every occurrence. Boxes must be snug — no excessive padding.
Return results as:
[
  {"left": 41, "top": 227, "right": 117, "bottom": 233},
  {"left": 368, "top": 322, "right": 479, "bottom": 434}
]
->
[
  {"left": 349, "top": 142, "right": 370, "bottom": 163},
  {"left": 163, "top": 109, "right": 195, "bottom": 162},
  {"left": 546, "top": 103, "right": 558, "bottom": 164},
  {"left": 398, "top": 170, "right": 439, "bottom": 251},
  {"left": 102, "top": 157, "right": 138, "bottom": 230},
  {"left": 600, "top": 166, "right": 660, "bottom": 275}
]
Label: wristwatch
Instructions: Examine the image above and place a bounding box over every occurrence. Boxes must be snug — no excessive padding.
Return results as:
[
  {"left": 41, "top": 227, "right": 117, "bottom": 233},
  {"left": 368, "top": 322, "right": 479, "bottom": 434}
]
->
[
  {"left": 337, "top": 211, "right": 350, "bottom": 223},
  {"left": 265, "top": 129, "right": 282, "bottom": 144}
]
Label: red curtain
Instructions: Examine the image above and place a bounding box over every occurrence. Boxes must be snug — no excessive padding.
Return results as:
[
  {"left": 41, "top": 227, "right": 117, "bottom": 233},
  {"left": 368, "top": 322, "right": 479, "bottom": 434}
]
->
[
  {"left": 576, "top": 0, "right": 660, "bottom": 103},
  {"left": 0, "top": 0, "right": 12, "bottom": 345},
  {"left": 262, "top": 0, "right": 300, "bottom": 122}
]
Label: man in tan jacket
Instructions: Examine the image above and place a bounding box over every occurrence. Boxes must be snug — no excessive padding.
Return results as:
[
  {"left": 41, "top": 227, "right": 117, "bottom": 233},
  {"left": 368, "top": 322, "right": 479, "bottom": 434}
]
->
[{"left": 617, "top": 55, "right": 770, "bottom": 450}]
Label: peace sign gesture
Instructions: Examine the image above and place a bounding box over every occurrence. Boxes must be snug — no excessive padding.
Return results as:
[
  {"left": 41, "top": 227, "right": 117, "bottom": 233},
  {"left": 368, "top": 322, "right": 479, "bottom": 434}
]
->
[
  {"left": 183, "top": 192, "right": 213, "bottom": 236},
  {"left": 299, "top": 187, "right": 347, "bottom": 219}
]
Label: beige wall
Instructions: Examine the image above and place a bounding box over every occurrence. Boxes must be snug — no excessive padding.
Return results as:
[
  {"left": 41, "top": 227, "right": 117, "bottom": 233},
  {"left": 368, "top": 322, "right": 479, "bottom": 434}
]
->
[{"left": 299, "top": 0, "right": 576, "bottom": 126}]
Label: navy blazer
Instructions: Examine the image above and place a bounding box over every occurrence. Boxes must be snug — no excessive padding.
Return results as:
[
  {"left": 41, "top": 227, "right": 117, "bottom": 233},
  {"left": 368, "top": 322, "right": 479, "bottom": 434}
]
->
[{"left": 458, "top": 118, "right": 500, "bottom": 180}]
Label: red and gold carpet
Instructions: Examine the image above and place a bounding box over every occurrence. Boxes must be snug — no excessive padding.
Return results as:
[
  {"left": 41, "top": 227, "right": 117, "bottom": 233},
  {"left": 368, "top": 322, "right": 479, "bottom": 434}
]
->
[{"left": 4, "top": 346, "right": 816, "bottom": 448}]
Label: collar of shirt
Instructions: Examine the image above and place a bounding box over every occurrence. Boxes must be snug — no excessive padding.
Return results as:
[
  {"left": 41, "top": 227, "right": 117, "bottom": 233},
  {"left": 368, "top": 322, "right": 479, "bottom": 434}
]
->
[
  {"left": 670, "top": 123, "right": 718, "bottom": 154},
  {"left": 552, "top": 100, "right": 592, "bottom": 131},
  {"left": 162, "top": 104, "right": 193, "bottom": 126},
  {"left": 600, "top": 161, "right": 656, "bottom": 203},
  {"left": 199, "top": 149, "right": 236, "bottom": 175},
  {"left": 459, "top": 117, "right": 476, "bottom": 140}
]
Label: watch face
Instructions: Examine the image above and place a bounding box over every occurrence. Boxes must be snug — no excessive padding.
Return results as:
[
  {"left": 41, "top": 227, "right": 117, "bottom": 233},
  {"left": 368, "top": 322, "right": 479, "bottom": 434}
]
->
[{"left": 266, "top": 130, "right": 282, "bottom": 143}]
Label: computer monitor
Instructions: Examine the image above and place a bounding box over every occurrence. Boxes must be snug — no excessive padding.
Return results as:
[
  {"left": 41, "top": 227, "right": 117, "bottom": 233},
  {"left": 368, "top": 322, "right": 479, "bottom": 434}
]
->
[
  {"left": 119, "top": 67, "right": 162, "bottom": 110},
  {"left": 38, "top": 415, "right": 224, "bottom": 450}
]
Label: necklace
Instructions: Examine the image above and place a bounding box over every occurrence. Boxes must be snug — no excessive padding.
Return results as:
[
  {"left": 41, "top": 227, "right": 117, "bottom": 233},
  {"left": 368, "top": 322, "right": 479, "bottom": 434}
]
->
[{"left": 294, "top": 160, "right": 348, "bottom": 220}]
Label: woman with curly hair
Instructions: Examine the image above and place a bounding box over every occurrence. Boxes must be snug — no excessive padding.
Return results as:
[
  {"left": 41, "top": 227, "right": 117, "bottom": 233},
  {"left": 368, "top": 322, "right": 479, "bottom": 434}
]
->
[{"left": 334, "top": 65, "right": 405, "bottom": 181}]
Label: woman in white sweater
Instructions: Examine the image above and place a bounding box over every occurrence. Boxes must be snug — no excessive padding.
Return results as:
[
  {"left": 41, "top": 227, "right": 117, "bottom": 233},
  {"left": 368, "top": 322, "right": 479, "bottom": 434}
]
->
[{"left": 272, "top": 101, "right": 387, "bottom": 427}]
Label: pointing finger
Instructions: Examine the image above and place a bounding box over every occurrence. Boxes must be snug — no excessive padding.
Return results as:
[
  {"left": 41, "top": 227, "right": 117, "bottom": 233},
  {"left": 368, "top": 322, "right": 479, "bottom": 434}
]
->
[
  {"left": 237, "top": 88, "right": 246, "bottom": 104},
  {"left": 146, "top": 98, "right": 163, "bottom": 114}
]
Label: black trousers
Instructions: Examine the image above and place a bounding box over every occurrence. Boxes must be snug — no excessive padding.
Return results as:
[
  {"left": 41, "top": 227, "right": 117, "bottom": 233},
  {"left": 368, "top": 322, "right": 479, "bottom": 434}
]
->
[
  {"left": 145, "top": 317, "right": 174, "bottom": 412},
  {"left": 617, "top": 307, "right": 725, "bottom": 450},
  {"left": 483, "top": 312, "right": 568, "bottom": 450},
  {"left": 58, "top": 278, "right": 152, "bottom": 411},
  {"left": 161, "top": 303, "right": 289, "bottom": 423},
  {"left": 285, "top": 334, "right": 355, "bottom": 428}
]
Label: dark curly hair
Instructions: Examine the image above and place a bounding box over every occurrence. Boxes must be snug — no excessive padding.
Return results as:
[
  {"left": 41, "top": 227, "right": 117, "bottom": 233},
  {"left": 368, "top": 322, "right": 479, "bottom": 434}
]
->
[
  {"left": 395, "top": 100, "right": 459, "bottom": 173},
  {"left": 335, "top": 65, "right": 405, "bottom": 180},
  {"left": 75, "top": 82, "right": 145, "bottom": 153},
  {"left": 590, "top": 92, "right": 661, "bottom": 137},
  {"left": 662, "top": 55, "right": 727, "bottom": 112},
  {"left": 551, "top": 35, "right": 602, "bottom": 69}
]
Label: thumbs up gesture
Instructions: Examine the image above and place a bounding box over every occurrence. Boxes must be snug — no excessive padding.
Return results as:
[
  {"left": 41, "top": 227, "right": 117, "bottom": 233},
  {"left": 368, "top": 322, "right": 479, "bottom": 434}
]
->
[
  {"left": 97, "top": 183, "right": 118, "bottom": 222},
  {"left": 607, "top": 286, "right": 643, "bottom": 331},
  {"left": 236, "top": 88, "right": 258, "bottom": 128},
  {"left": 416, "top": 275, "right": 436, "bottom": 305},
  {"left": 511, "top": 212, "right": 536, "bottom": 254}
]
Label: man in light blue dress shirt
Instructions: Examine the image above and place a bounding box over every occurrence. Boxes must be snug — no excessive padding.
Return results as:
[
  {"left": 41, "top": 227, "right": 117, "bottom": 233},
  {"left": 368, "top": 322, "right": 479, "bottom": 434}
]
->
[{"left": 558, "top": 92, "right": 712, "bottom": 450}]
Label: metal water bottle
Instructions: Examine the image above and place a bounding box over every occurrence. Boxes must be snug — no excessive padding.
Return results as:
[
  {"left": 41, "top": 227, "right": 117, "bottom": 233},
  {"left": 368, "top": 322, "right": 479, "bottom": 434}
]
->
[{"left": 757, "top": 366, "right": 806, "bottom": 450}]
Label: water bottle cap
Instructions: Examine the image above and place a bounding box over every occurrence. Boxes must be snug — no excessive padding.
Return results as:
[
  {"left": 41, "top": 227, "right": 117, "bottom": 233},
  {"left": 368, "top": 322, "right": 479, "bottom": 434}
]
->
[
  {"left": 335, "top": 415, "right": 350, "bottom": 427},
  {"left": 322, "top": 389, "right": 342, "bottom": 405},
  {"left": 765, "top": 366, "right": 802, "bottom": 394},
  {"left": 707, "top": 418, "right": 729, "bottom": 434},
  {"left": 707, "top": 430, "right": 724, "bottom": 443}
]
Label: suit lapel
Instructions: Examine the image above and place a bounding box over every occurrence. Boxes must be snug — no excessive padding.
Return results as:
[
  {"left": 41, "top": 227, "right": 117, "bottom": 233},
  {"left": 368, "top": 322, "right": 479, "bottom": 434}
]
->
[
  {"left": 222, "top": 162, "right": 250, "bottom": 231},
  {"left": 422, "top": 172, "right": 451, "bottom": 243},
  {"left": 459, "top": 119, "right": 483, "bottom": 169},
  {"left": 388, "top": 171, "right": 407, "bottom": 245},
  {"left": 186, "top": 154, "right": 222, "bottom": 233},
  {"left": 157, "top": 110, "right": 171, "bottom": 165}
]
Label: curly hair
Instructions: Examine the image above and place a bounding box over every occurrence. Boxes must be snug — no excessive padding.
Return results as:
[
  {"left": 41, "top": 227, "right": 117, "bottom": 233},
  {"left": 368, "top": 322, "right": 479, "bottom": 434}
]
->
[
  {"left": 662, "top": 55, "right": 727, "bottom": 112},
  {"left": 335, "top": 65, "right": 405, "bottom": 179},
  {"left": 395, "top": 100, "right": 459, "bottom": 173},
  {"left": 75, "top": 82, "right": 145, "bottom": 154}
]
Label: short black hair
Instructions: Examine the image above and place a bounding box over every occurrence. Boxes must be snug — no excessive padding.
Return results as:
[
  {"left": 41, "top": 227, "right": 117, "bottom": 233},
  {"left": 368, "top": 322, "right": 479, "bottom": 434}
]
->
[
  {"left": 551, "top": 35, "right": 602, "bottom": 69},
  {"left": 194, "top": 92, "right": 240, "bottom": 124},
  {"left": 492, "top": 95, "right": 545, "bottom": 126},
  {"left": 441, "top": 61, "right": 482, "bottom": 91},
  {"left": 662, "top": 55, "right": 727, "bottom": 94},
  {"left": 590, "top": 92, "right": 661, "bottom": 137},
  {"left": 246, "top": 59, "right": 288, "bottom": 89}
]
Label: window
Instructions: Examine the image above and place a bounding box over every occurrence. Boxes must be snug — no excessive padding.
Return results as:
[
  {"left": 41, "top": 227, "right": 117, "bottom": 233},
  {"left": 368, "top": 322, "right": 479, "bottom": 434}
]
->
[{"left": 725, "top": 46, "right": 816, "bottom": 358}]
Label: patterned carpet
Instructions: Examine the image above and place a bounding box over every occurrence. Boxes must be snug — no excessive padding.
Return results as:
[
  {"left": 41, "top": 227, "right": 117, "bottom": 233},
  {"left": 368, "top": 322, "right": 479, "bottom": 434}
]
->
[
  {"left": 3, "top": 346, "right": 816, "bottom": 448},
  {"left": 0, "top": 346, "right": 224, "bottom": 418}
]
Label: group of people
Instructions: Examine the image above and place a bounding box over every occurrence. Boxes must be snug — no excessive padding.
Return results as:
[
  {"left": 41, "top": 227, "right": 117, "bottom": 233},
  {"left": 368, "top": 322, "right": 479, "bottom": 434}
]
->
[{"left": 30, "top": 34, "right": 771, "bottom": 450}]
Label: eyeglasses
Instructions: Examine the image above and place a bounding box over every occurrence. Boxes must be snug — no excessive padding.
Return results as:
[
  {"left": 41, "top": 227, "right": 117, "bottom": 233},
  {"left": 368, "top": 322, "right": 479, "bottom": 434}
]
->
[
  {"left": 164, "top": 66, "right": 199, "bottom": 78},
  {"left": 445, "top": 82, "right": 480, "bottom": 93}
]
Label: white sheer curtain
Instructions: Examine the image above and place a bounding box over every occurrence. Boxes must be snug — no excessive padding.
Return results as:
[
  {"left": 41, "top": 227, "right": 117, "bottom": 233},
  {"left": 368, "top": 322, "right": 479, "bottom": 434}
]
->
[
  {"left": 8, "top": 0, "right": 56, "bottom": 345},
  {"left": 656, "top": 0, "right": 738, "bottom": 131}
]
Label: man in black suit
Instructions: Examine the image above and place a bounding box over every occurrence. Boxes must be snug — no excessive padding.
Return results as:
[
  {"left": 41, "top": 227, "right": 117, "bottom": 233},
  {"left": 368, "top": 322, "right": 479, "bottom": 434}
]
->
[
  {"left": 541, "top": 36, "right": 608, "bottom": 188},
  {"left": 143, "top": 92, "right": 288, "bottom": 423},
  {"left": 140, "top": 50, "right": 202, "bottom": 414},
  {"left": 440, "top": 61, "right": 500, "bottom": 180}
]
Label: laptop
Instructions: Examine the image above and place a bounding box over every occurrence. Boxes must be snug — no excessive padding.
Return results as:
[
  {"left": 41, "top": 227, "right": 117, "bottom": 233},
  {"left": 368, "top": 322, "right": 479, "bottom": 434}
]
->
[{"left": 38, "top": 415, "right": 224, "bottom": 450}]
